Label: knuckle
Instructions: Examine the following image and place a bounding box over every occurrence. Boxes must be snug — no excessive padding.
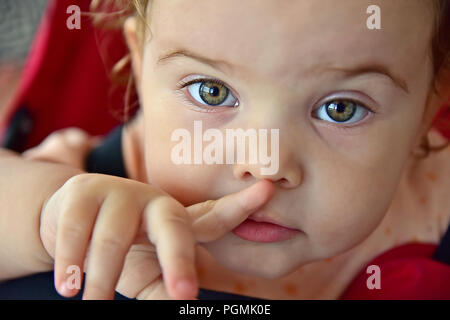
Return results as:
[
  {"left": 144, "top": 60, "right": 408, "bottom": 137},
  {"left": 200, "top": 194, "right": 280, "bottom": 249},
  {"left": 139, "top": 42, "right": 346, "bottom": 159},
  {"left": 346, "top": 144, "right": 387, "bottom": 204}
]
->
[
  {"left": 95, "top": 234, "right": 128, "bottom": 253},
  {"left": 150, "top": 196, "right": 186, "bottom": 219},
  {"left": 65, "top": 174, "right": 91, "bottom": 189},
  {"left": 215, "top": 213, "right": 232, "bottom": 229},
  {"left": 199, "top": 200, "right": 216, "bottom": 214},
  {"left": 64, "top": 174, "right": 103, "bottom": 194},
  {"left": 164, "top": 210, "right": 190, "bottom": 226},
  {"left": 60, "top": 220, "right": 87, "bottom": 242},
  {"left": 163, "top": 213, "right": 193, "bottom": 238},
  {"left": 203, "top": 210, "right": 231, "bottom": 237},
  {"left": 172, "top": 250, "right": 194, "bottom": 265},
  {"left": 209, "top": 220, "right": 228, "bottom": 236},
  {"left": 154, "top": 195, "right": 177, "bottom": 208}
]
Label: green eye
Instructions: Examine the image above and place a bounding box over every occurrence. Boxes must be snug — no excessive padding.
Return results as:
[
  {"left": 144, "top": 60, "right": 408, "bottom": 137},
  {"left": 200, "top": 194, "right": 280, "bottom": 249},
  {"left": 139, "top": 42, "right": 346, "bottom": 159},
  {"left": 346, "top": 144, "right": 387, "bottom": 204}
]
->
[
  {"left": 325, "top": 101, "right": 357, "bottom": 122},
  {"left": 315, "top": 100, "right": 369, "bottom": 124},
  {"left": 186, "top": 79, "right": 239, "bottom": 107},
  {"left": 199, "top": 81, "right": 229, "bottom": 105}
]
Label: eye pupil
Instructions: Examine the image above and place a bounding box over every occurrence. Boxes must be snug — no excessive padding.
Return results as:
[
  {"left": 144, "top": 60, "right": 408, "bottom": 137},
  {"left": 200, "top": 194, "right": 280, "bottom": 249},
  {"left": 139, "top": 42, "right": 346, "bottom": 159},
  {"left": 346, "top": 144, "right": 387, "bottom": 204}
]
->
[
  {"left": 199, "top": 81, "right": 229, "bottom": 106},
  {"left": 209, "top": 86, "right": 219, "bottom": 96},
  {"left": 336, "top": 102, "right": 346, "bottom": 113},
  {"left": 325, "top": 100, "right": 356, "bottom": 122}
]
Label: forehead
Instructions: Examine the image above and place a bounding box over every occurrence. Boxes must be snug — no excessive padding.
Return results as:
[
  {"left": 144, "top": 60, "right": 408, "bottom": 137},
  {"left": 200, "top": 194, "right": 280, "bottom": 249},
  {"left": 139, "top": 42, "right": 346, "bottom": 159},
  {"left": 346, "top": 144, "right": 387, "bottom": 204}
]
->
[{"left": 148, "top": 0, "right": 434, "bottom": 79}]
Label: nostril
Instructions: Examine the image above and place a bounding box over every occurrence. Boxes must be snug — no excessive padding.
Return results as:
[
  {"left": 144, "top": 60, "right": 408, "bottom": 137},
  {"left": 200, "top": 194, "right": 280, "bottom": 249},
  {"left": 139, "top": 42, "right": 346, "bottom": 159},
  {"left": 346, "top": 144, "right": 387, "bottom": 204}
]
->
[
  {"left": 242, "top": 171, "right": 252, "bottom": 179},
  {"left": 278, "top": 178, "right": 290, "bottom": 187}
]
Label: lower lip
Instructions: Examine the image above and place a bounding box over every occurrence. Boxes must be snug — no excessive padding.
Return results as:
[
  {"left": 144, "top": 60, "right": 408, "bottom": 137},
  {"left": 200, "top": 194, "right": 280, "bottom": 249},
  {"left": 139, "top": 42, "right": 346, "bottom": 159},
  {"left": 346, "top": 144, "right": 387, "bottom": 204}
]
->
[{"left": 232, "top": 219, "right": 301, "bottom": 243}]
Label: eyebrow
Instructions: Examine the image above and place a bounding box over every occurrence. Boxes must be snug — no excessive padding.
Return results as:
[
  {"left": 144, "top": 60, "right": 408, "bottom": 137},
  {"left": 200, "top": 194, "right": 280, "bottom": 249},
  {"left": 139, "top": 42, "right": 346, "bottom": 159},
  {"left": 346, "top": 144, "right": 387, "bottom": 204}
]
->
[
  {"left": 157, "top": 48, "right": 234, "bottom": 74},
  {"left": 157, "top": 48, "right": 409, "bottom": 94},
  {"left": 310, "top": 63, "right": 409, "bottom": 94}
]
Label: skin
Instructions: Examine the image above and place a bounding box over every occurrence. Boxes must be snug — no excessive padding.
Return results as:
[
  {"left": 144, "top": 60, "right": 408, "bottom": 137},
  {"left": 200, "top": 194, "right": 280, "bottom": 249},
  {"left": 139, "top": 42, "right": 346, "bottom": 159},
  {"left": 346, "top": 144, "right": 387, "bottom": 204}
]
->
[
  {"left": 123, "top": 0, "right": 447, "bottom": 283},
  {"left": 20, "top": 0, "right": 450, "bottom": 299},
  {"left": 38, "top": 172, "right": 274, "bottom": 299}
]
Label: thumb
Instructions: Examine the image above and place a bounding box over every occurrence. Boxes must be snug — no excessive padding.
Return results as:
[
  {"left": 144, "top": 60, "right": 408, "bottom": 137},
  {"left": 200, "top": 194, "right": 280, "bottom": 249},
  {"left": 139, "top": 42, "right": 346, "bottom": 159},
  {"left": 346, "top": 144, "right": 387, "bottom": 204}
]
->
[{"left": 186, "top": 179, "right": 275, "bottom": 243}]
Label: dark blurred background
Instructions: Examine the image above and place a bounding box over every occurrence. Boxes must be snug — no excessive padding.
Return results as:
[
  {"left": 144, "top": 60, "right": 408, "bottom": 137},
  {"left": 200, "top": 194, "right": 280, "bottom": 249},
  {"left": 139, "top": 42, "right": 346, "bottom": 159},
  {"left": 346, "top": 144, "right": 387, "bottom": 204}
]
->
[{"left": 0, "top": 0, "right": 48, "bottom": 118}]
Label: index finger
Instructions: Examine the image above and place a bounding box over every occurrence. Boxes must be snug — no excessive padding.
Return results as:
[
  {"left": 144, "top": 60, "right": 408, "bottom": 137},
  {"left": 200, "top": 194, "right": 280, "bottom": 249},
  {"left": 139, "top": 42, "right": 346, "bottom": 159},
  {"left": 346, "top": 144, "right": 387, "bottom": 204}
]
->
[
  {"left": 144, "top": 197, "right": 199, "bottom": 300},
  {"left": 187, "top": 179, "right": 275, "bottom": 243}
]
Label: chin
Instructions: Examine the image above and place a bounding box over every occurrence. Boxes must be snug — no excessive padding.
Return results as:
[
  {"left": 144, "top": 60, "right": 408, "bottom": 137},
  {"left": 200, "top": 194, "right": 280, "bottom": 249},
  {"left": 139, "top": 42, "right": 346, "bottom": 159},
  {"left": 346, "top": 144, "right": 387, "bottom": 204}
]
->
[
  {"left": 203, "top": 239, "right": 304, "bottom": 279},
  {"left": 238, "top": 264, "right": 298, "bottom": 279}
]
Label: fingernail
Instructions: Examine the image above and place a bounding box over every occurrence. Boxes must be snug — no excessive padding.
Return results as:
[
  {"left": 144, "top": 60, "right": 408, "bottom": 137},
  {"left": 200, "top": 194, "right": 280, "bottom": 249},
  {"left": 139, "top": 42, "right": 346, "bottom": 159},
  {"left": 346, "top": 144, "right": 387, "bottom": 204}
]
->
[
  {"left": 176, "top": 279, "right": 196, "bottom": 299},
  {"left": 59, "top": 281, "right": 71, "bottom": 296}
]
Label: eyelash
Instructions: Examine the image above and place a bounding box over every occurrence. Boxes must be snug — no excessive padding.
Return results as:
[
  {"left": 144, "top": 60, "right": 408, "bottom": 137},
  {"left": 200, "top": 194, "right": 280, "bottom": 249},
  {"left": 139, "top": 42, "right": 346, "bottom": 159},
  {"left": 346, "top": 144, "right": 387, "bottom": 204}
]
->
[
  {"left": 178, "top": 77, "right": 229, "bottom": 90},
  {"left": 176, "top": 77, "right": 377, "bottom": 129},
  {"left": 314, "top": 99, "right": 377, "bottom": 132},
  {"left": 176, "top": 77, "right": 237, "bottom": 112}
]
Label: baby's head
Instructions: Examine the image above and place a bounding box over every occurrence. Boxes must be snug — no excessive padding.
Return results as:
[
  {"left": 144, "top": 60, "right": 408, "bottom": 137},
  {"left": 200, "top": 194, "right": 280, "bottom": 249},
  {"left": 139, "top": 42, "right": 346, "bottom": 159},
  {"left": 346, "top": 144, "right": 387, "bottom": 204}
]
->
[{"left": 97, "top": 0, "right": 450, "bottom": 278}]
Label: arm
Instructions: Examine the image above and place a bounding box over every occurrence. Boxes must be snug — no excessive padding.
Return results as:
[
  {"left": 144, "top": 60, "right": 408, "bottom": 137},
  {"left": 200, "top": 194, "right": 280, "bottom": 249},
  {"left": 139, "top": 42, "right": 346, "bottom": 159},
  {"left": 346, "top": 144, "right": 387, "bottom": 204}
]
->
[{"left": 0, "top": 149, "right": 84, "bottom": 281}]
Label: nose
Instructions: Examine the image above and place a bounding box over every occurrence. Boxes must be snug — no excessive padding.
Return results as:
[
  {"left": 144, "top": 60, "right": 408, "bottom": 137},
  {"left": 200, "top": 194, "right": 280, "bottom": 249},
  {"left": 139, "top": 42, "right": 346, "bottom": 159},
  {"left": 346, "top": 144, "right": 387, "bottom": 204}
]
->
[{"left": 233, "top": 158, "right": 302, "bottom": 189}]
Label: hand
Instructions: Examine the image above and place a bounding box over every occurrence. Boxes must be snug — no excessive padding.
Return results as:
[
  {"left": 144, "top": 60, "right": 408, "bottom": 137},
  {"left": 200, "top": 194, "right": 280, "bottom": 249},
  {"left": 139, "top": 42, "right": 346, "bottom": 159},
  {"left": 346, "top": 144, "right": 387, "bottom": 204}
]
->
[
  {"left": 40, "top": 173, "right": 274, "bottom": 300},
  {"left": 22, "top": 127, "right": 101, "bottom": 169}
]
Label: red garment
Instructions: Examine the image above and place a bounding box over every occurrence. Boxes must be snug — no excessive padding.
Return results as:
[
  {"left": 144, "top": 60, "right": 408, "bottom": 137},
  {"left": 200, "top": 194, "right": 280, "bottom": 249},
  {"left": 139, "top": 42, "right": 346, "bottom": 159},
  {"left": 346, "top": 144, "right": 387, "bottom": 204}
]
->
[
  {"left": 340, "top": 243, "right": 450, "bottom": 299},
  {"left": 0, "top": 0, "right": 130, "bottom": 151}
]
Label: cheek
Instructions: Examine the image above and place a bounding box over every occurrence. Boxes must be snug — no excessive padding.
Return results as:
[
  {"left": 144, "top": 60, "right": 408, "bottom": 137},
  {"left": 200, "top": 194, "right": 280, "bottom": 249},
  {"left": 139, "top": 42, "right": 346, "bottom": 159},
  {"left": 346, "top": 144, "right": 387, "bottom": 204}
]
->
[
  {"left": 305, "top": 98, "right": 424, "bottom": 255},
  {"left": 146, "top": 161, "right": 226, "bottom": 205},
  {"left": 143, "top": 121, "right": 229, "bottom": 206},
  {"left": 140, "top": 94, "right": 236, "bottom": 205},
  {"left": 305, "top": 153, "right": 405, "bottom": 256}
]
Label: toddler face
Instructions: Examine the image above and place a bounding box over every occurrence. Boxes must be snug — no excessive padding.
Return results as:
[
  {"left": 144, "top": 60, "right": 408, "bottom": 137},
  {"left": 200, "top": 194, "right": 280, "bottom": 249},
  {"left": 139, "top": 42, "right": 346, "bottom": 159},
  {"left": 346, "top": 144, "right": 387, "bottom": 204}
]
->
[{"left": 130, "top": 0, "right": 437, "bottom": 278}]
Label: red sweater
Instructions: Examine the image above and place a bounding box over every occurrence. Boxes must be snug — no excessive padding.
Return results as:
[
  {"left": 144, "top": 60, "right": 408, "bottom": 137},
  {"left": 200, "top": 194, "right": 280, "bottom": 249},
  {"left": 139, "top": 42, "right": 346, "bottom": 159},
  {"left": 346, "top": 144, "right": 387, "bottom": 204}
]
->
[{"left": 340, "top": 242, "right": 450, "bottom": 299}]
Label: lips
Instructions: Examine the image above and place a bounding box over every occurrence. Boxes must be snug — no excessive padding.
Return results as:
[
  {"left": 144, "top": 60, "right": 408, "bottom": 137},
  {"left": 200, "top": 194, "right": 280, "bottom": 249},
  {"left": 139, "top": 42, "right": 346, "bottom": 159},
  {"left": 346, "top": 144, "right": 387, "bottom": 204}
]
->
[{"left": 232, "top": 216, "right": 302, "bottom": 243}]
